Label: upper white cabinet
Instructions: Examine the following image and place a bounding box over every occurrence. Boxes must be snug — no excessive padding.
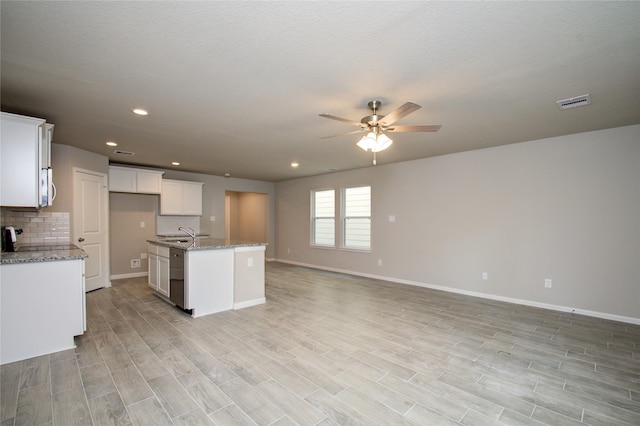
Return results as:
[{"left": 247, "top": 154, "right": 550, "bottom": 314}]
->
[
  {"left": 160, "top": 179, "right": 203, "bottom": 215},
  {"left": 0, "top": 112, "right": 54, "bottom": 208},
  {"left": 109, "top": 166, "right": 164, "bottom": 194}
]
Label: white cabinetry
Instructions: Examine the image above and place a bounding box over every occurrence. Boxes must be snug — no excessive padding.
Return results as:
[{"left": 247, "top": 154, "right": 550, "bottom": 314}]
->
[
  {"left": 109, "top": 166, "right": 164, "bottom": 194},
  {"left": 0, "top": 112, "right": 54, "bottom": 208},
  {"left": 1, "top": 259, "right": 85, "bottom": 364},
  {"left": 148, "top": 243, "right": 170, "bottom": 297},
  {"left": 160, "top": 179, "right": 203, "bottom": 215}
]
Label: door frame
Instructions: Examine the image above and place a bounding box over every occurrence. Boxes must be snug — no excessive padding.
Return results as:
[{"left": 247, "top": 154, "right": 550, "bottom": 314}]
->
[{"left": 72, "top": 167, "right": 110, "bottom": 289}]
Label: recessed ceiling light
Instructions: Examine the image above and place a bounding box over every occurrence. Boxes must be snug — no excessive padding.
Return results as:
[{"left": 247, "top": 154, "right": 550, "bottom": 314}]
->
[
  {"left": 132, "top": 108, "right": 148, "bottom": 116},
  {"left": 291, "top": 162, "right": 299, "bottom": 168},
  {"left": 224, "top": 173, "right": 231, "bottom": 178},
  {"left": 106, "top": 141, "right": 118, "bottom": 147},
  {"left": 171, "top": 162, "right": 180, "bottom": 166}
]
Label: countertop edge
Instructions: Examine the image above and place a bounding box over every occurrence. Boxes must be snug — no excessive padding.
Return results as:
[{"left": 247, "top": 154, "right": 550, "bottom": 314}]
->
[
  {"left": 147, "top": 237, "right": 267, "bottom": 251},
  {"left": 1, "top": 251, "right": 89, "bottom": 264}
]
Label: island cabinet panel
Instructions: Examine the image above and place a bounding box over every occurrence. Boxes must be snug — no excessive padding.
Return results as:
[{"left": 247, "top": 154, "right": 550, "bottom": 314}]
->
[
  {"left": 147, "top": 243, "right": 169, "bottom": 296},
  {"left": 185, "top": 249, "right": 234, "bottom": 317},
  {"left": 148, "top": 253, "right": 158, "bottom": 289},
  {"left": 1, "top": 259, "right": 85, "bottom": 364},
  {"left": 233, "top": 246, "right": 266, "bottom": 309}
]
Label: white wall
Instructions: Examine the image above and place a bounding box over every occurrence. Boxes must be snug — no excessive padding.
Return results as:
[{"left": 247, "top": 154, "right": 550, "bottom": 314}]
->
[{"left": 274, "top": 125, "right": 640, "bottom": 322}]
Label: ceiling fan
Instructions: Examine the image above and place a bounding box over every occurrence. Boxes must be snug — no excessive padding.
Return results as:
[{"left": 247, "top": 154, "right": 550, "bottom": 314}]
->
[{"left": 319, "top": 100, "right": 441, "bottom": 164}]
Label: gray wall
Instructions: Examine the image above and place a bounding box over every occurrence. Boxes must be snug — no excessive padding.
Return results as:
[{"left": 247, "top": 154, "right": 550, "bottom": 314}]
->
[
  {"left": 274, "top": 125, "right": 640, "bottom": 321},
  {"left": 227, "top": 191, "right": 268, "bottom": 243},
  {"left": 50, "top": 143, "right": 109, "bottom": 215},
  {"left": 109, "top": 193, "right": 159, "bottom": 276}
]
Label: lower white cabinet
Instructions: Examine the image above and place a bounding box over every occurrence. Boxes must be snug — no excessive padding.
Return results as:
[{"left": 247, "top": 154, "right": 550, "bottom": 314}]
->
[
  {"left": 1, "top": 259, "right": 85, "bottom": 364},
  {"left": 148, "top": 243, "right": 170, "bottom": 297}
]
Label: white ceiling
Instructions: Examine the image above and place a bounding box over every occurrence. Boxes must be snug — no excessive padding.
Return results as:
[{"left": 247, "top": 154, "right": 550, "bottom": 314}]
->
[{"left": 2, "top": 2, "right": 639, "bottom": 182}]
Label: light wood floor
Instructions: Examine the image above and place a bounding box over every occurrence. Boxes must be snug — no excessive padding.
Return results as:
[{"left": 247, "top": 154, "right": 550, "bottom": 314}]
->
[{"left": 2, "top": 262, "right": 639, "bottom": 425}]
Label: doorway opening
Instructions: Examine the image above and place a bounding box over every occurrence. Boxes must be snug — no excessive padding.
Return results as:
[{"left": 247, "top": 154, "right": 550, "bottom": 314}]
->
[{"left": 224, "top": 191, "right": 268, "bottom": 243}]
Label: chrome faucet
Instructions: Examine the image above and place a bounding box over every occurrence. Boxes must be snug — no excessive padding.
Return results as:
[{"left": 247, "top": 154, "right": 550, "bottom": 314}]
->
[{"left": 178, "top": 226, "right": 196, "bottom": 239}]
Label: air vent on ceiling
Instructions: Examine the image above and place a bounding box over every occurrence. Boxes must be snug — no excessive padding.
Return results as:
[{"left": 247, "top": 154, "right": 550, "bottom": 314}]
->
[
  {"left": 556, "top": 94, "right": 592, "bottom": 110},
  {"left": 114, "top": 150, "right": 135, "bottom": 156}
]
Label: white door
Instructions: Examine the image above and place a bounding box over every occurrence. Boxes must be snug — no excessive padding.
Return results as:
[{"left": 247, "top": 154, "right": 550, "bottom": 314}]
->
[{"left": 73, "top": 168, "right": 109, "bottom": 292}]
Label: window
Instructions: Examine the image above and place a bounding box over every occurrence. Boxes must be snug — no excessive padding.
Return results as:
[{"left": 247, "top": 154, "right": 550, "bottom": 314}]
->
[
  {"left": 312, "top": 189, "right": 335, "bottom": 246},
  {"left": 343, "top": 186, "right": 371, "bottom": 250}
]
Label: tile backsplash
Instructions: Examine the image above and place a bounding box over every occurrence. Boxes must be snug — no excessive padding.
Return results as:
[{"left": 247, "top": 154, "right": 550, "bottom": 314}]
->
[
  {"left": 156, "top": 215, "right": 200, "bottom": 236},
  {"left": 1, "top": 208, "right": 70, "bottom": 244}
]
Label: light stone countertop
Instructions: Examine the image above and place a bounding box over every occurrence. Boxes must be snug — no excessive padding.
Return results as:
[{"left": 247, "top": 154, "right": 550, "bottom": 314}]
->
[
  {"left": 0, "top": 243, "right": 89, "bottom": 264},
  {"left": 147, "top": 237, "right": 266, "bottom": 251}
]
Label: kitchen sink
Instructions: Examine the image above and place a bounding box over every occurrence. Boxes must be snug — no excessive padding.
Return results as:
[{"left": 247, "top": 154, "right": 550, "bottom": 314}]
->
[{"left": 160, "top": 238, "right": 192, "bottom": 243}]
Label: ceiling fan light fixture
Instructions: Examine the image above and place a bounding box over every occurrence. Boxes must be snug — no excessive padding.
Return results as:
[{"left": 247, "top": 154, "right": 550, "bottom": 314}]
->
[{"left": 357, "top": 131, "right": 393, "bottom": 153}]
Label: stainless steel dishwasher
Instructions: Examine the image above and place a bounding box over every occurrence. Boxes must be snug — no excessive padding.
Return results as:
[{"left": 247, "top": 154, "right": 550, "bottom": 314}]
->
[{"left": 169, "top": 248, "right": 186, "bottom": 309}]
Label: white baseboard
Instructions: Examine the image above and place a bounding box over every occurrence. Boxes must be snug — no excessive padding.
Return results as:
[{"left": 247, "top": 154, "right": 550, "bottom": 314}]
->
[
  {"left": 234, "top": 297, "right": 266, "bottom": 310},
  {"left": 274, "top": 259, "right": 640, "bottom": 325},
  {"left": 110, "top": 272, "right": 148, "bottom": 280}
]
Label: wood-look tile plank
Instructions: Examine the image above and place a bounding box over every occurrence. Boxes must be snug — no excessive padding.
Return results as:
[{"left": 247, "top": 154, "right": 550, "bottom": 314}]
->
[
  {"left": 304, "top": 389, "right": 377, "bottom": 425},
  {"left": 283, "top": 358, "right": 346, "bottom": 395},
  {"left": 14, "top": 383, "right": 52, "bottom": 426},
  {"left": 208, "top": 404, "right": 257, "bottom": 426},
  {"left": 87, "top": 392, "right": 133, "bottom": 426},
  {"left": 173, "top": 408, "right": 216, "bottom": 426},
  {"left": 147, "top": 373, "right": 199, "bottom": 418},
  {"left": 336, "top": 387, "right": 418, "bottom": 425},
  {"left": 254, "top": 379, "right": 325, "bottom": 425},
  {"left": 111, "top": 365, "right": 154, "bottom": 406},
  {"left": 126, "top": 397, "right": 173, "bottom": 426},
  {"left": 257, "top": 360, "right": 320, "bottom": 398},
  {"left": 219, "top": 352, "right": 270, "bottom": 386},
  {"left": 51, "top": 357, "right": 82, "bottom": 394},
  {"left": 52, "top": 385, "right": 92, "bottom": 426},
  {"left": 0, "top": 361, "right": 21, "bottom": 421},
  {"left": 176, "top": 370, "right": 232, "bottom": 414},
  {"left": 117, "top": 331, "right": 150, "bottom": 354},
  {"left": 80, "top": 363, "right": 117, "bottom": 400},
  {"left": 75, "top": 339, "right": 103, "bottom": 369},
  {"left": 335, "top": 369, "right": 414, "bottom": 415},
  {"left": 218, "top": 378, "right": 284, "bottom": 426},
  {"left": 18, "top": 355, "right": 50, "bottom": 390},
  {"left": 129, "top": 349, "right": 170, "bottom": 381}
]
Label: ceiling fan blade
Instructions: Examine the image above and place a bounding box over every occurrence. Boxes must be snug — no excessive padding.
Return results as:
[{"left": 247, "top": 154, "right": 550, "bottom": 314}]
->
[
  {"left": 320, "top": 129, "right": 365, "bottom": 139},
  {"left": 319, "top": 113, "right": 365, "bottom": 127},
  {"left": 378, "top": 102, "right": 421, "bottom": 126},
  {"left": 385, "top": 124, "right": 441, "bottom": 132}
]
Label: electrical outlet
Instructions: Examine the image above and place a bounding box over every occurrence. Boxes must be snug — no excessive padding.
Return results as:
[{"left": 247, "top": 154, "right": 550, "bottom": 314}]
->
[
  {"left": 545, "top": 278, "right": 552, "bottom": 288},
  {"left": 140, "top": 252, "right": 147, "bottom": 260},
  {"left": 378, "top": 259, "right": 383, "bottom": 266},
  {"left": 140, "top": 221, "right": 145, "bottom": 228},
  {"left": 131, "top": 259, "right": 141, "bottom": 268},
  {"left": 482, "top": 272, "right": 488, "bottom": 280}
]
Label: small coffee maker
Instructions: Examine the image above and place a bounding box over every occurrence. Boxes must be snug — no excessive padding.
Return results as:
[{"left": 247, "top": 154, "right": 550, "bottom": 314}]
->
[{"left": 1, "top": 226, "right": 22, "bottom": 252}]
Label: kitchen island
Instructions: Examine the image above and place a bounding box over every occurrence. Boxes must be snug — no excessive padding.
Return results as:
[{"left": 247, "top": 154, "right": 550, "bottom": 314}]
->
[
  {"left": 0, "top": 244, "right": 88, "bottom": 364},
  {"left": 147, "top": 237, "right": 266, "bottom": 318}
]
